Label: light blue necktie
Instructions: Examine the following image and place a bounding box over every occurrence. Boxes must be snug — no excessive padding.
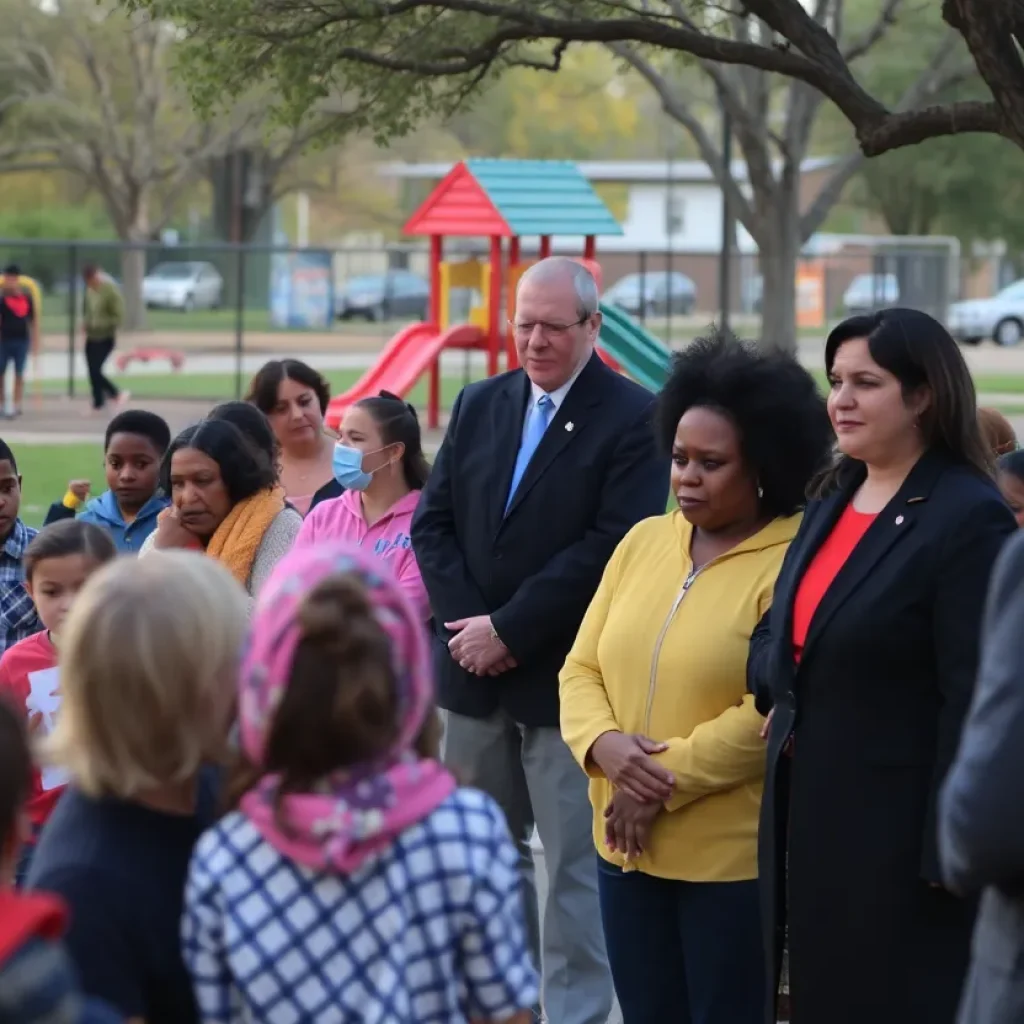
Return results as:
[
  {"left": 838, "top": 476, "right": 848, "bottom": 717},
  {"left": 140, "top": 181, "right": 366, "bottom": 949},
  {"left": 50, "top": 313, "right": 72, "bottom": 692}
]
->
[{"left": 505, "top": 394, "right": 554, "bottom": 513}]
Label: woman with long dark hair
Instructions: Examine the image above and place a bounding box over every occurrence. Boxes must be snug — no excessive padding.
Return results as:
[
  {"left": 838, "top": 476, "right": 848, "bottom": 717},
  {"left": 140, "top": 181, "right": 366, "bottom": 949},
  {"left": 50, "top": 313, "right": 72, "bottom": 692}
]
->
[
  {"left": 750, "top": 308, "right": 1016, "bottom": 1024},
  {"left": 296, "top": 391, "right": 430, "bottom": 617}
]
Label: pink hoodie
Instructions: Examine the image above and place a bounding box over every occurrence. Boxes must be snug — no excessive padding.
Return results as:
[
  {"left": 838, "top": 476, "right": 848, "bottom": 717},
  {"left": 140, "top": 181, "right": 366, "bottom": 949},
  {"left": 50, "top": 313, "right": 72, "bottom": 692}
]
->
[{"left": 295, "top": 490, "right": 428, "bottom": 619}]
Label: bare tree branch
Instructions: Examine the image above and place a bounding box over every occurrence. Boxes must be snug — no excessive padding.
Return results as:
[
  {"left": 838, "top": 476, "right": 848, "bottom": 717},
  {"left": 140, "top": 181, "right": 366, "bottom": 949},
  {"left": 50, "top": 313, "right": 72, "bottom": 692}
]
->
[
  {"left": 861, "top": 99, "right": 1001, "bottom": 156},
  {"left": 843, "top": 0, "right": 906, "bottom": 61},
  {"left": 800, "top": 149, "right": 863, "bottom": 237}
]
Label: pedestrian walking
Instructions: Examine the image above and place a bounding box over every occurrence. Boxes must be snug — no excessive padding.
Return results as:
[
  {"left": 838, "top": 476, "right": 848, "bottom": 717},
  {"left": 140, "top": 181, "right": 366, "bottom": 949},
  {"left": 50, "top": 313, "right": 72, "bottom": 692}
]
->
[
  {"left": 0, "top": 265, "right": 40, "bottom": 419},
  {"left": 81, "top": 265, "right": 126, "bottom": 414}
]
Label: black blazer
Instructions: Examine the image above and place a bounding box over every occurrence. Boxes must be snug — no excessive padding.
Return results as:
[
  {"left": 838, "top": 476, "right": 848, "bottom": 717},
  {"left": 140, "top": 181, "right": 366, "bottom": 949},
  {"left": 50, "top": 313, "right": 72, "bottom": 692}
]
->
[
  {"left": 749, "top": 450, "right": 1016, "bottom": 1024},
  {"left": 411, "top": 353, "right": 668, "bottom": 727}
]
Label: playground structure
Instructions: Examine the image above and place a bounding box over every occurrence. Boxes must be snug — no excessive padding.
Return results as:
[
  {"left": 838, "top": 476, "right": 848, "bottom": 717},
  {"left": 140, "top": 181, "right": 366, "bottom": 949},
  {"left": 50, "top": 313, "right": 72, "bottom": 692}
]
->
[{"left": 324, "top": 159, "right": 672, "bottom": 431}]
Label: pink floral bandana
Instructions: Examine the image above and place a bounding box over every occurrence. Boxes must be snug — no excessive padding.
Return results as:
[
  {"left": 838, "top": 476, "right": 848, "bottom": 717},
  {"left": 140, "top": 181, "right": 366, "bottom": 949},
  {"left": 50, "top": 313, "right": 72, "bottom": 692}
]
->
[{"left": 238, "top": 543, "right": 455, "bottom": 873}]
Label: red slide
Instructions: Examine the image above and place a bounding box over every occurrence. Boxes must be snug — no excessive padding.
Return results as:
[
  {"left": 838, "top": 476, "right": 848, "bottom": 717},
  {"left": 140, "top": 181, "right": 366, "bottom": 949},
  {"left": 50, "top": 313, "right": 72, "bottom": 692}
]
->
[{"left": 325, "top": 322, "right": 485, "bottom": 430}]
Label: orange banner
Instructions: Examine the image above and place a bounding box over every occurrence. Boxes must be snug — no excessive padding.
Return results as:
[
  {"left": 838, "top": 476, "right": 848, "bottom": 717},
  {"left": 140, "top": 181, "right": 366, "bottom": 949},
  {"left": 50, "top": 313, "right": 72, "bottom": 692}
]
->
[{"left": 796, "top": 261, "right": 825, "bottom": 329}]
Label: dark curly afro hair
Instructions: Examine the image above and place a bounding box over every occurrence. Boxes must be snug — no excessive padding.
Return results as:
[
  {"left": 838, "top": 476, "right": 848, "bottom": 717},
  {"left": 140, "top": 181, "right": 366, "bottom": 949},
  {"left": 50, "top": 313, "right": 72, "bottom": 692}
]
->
[{"left": 655, "top": 328, "right": 833, "bottom": 518}]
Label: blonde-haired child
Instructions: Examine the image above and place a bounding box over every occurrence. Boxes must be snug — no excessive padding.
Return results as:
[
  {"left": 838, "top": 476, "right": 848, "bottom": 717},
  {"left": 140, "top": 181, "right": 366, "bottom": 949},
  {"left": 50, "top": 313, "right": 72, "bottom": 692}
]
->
[{"left": 26, "top": 551, "right": 248, "bottom": 1024}]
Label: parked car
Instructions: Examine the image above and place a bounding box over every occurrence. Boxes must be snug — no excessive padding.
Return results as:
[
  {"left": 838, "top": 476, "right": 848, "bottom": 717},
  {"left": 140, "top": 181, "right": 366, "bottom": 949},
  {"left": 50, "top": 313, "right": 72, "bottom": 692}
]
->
[
  {"left": 947, "top": 279, "right": 1024, "bottom": 347},
  {"left": 142, "top": 261, "right": 223, "bottom": 312},
  {"left": 604, "top": 271, "right": 697, "bottom": 317},
  {"left": 335, "top": 270, "right": 429, "bottom": 322},
  {"left": 842, "top": 273, "right": 899, "bottom": 316}
]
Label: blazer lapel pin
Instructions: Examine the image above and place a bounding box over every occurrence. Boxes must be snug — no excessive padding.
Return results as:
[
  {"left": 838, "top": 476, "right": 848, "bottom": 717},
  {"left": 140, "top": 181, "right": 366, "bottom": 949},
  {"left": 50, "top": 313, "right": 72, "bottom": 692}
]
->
[
  {"left": 895, "top": 515, "right": 904, "bottom": 525},
  {"left": 565, "top": 421, "right": 574, "bottom": 432}
]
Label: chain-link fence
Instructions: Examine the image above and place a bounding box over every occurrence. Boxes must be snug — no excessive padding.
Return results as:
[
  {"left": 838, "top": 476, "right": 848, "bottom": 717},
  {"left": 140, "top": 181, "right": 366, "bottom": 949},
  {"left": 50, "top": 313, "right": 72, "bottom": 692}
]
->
[{"left": 0, "top": 238, "right": 957, "bottom": 403}]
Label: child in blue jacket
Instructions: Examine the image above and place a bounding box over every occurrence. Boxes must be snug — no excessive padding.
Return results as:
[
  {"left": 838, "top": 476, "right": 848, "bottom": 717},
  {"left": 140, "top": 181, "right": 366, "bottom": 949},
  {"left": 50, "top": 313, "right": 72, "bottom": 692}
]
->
[{"left": 45, "top": 411, "right": 170, "bottom": 553}]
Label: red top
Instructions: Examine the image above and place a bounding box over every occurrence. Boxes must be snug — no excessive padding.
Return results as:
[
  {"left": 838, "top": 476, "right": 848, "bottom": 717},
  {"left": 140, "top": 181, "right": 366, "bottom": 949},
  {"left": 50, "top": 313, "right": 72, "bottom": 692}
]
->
[
  {"left": 792, "top": 504, "right": 877, "bottom": 662},
  {"left": 0, "top": 631, "right": 63, "bottom": 829},
  {"left": 0, "top": 890, "right": 67, "bottom": 964}
]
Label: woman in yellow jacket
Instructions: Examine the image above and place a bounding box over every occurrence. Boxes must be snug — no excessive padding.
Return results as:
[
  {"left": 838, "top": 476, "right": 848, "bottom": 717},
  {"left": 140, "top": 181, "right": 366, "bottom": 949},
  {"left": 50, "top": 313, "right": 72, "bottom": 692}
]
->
[{"left": 560, "top": 331, "right": 832, "bottom": 1024}]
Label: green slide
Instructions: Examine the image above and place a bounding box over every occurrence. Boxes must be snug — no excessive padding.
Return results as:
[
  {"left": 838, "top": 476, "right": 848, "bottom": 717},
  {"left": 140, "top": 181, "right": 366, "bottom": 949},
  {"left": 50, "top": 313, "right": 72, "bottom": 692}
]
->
[{"left": 598, "top": 301, "right": 672, "bottom": 393}]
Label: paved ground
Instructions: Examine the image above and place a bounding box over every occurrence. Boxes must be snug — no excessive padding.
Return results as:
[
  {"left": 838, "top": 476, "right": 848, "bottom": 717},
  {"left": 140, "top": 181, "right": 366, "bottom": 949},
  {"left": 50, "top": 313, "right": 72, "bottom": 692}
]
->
[{"left": 0, "top": 395, "right": 450, "bottom": 448}]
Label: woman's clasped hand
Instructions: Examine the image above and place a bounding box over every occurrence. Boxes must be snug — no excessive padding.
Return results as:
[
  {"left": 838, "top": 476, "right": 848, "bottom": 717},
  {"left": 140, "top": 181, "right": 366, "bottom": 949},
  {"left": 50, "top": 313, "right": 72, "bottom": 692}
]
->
[{"left": 589, "top": 730, "right": 673, "bottom": 857}]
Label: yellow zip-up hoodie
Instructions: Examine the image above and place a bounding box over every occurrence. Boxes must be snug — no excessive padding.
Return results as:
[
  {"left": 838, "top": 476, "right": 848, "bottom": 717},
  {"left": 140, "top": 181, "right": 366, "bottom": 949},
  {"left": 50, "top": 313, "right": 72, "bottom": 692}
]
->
[{"left": 560, "top": 509, "right": 800, "bottom": 882}]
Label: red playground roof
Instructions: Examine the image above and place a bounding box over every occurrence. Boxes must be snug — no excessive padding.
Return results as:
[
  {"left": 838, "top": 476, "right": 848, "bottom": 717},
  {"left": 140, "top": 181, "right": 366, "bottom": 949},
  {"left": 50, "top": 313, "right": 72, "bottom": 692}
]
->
[
  {"left": 404, "top": 161, "right": 510, "bottom": 237},
  {"left": 403, "top": 159, "right": 622, "bottom": 238}
]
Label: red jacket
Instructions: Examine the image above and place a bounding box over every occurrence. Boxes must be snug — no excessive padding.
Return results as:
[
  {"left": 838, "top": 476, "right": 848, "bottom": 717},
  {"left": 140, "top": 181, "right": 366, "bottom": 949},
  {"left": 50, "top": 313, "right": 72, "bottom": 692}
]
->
[{"left": 0, "top": 632, "right": 63, "bottom": 829}]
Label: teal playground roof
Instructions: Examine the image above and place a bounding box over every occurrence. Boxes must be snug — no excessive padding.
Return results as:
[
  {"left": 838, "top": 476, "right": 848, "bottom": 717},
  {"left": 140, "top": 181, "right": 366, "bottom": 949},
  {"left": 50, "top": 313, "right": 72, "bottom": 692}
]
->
[{"left": 403, "top": 158, "right": 623, "bottom": 238}]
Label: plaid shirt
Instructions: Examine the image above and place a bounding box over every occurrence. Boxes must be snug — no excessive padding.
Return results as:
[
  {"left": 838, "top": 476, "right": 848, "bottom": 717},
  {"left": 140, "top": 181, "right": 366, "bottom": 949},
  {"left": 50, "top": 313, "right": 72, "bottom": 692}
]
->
[
  {"left": 0, "top": 520, "right": 41, "bottom": 657},
  {"left": 183, "top": 788, "right": 539, "bottom": 1023}
]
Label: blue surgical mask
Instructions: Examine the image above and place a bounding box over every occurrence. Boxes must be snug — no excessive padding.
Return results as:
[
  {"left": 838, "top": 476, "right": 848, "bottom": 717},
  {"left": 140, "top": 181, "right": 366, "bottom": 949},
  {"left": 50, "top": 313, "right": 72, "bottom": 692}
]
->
[{"left": 333, "top": 443, "right": 373, "bottom": 491}]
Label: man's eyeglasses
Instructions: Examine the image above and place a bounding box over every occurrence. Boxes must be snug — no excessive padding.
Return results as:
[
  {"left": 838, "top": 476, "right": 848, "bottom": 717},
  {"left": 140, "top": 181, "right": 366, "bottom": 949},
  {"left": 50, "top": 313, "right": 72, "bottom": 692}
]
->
[{"left": 508, "top": 316, "right": 588, "bottom": 339}]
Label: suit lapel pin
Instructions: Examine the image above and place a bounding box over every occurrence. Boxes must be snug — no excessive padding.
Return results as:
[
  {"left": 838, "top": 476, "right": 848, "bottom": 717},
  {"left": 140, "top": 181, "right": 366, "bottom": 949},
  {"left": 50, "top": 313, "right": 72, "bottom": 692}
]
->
[
  {"left": 895, "top": 515, "right": 904, "bottom": 525},
  {"left": 565, "top": 421, "right": 574, "bottom": 432}
]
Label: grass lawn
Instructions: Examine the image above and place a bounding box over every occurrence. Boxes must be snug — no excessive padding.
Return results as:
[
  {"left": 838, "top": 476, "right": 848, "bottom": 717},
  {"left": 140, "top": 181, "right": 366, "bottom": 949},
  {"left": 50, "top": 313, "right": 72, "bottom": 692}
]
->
[
  {"left": 17, "top": 444, "right": 104, "bottom": 527},
  {"left": 35, "top": 366, "right": 1024, "bottom": 405},
  {"left": 40, "top": 368, "right": 486, "bottom": 404}
]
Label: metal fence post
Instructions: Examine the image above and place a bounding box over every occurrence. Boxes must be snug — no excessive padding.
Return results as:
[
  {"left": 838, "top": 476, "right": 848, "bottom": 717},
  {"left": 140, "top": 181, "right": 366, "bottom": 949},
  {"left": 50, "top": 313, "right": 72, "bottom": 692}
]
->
[
  {"left": 638, "top": 251, "right": 647, "bottom": 326},
  {"left": 67, "top": 244, "right": 79, "bottom": 398},
  {"left": 234, "top": 246, "right": 246, "bottom": 399}
]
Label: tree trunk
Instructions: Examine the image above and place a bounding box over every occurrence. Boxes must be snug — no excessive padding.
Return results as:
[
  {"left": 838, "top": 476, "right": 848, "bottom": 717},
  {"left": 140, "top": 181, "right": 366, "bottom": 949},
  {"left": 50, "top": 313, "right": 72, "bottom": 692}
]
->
[
  {"left": 756, "top": 199, "right": 801, "bottom": 355},
  {"left": 120, "top": 247, "right": 147, "bottom": 332},
  {"left": 119, "top": 211, "right": 150, "bottom": 332}
]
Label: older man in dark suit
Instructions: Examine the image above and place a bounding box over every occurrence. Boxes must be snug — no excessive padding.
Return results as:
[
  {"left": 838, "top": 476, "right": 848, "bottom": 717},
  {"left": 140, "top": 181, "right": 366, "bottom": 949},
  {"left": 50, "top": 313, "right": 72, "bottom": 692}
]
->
[
  {"left": 941, "top": 529, "right": 1024, "bottom": 1024},
  {"left": 412, "top": 257, "right": 667, "bottom": 1023}
]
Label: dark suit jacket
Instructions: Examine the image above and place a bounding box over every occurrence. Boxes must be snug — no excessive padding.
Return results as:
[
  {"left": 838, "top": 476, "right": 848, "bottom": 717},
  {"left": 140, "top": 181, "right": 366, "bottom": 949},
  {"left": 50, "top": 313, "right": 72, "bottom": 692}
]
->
[
  {"left": 411, "top": 353, "right": 668, "bottom": 727},
  {"left": 940, "top": 530, "right": 1024, "bottom": 1024},
  {"left": 748, "top": 450, "right": 1016, "bottom": 1024}
]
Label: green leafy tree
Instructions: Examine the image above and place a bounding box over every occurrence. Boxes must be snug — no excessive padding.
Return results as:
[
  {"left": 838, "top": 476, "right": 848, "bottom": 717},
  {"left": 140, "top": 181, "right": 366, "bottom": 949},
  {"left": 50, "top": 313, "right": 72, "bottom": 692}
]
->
[
  {"left": 0, "top": 0, "right": 335, "bottom": 327},
  {"left": 444, "top": 48, "right": 660, "bottom": 159},
  {"left": 117, "top": 0, "right": 992, "bottom": 351}
]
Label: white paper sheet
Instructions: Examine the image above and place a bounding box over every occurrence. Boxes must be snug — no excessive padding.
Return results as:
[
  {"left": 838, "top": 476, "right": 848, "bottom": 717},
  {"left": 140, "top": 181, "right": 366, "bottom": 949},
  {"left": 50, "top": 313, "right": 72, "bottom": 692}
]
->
[{"left": 26, "top": 666, "right": 69, "bottom": 791}]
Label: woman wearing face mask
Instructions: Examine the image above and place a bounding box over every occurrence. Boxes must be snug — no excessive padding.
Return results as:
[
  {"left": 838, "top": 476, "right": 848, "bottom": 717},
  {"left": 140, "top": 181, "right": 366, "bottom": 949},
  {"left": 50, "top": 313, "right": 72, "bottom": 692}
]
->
[{"left": 296, "top": 391, "right": 430, "bottom": 617}]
